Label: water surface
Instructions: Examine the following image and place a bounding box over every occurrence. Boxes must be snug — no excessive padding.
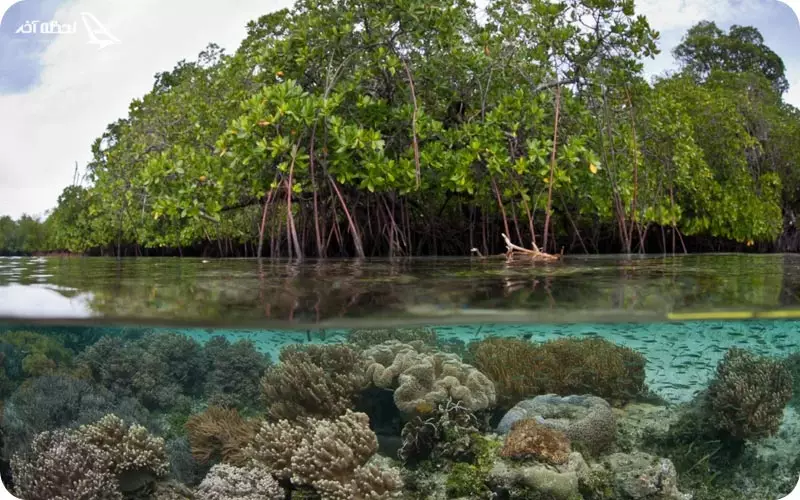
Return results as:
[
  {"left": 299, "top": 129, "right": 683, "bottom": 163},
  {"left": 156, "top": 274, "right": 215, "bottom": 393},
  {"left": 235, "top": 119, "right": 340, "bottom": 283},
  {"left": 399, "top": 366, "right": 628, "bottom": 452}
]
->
[{"left": 1, "top": 254, "right": 799, "bottom": 327}]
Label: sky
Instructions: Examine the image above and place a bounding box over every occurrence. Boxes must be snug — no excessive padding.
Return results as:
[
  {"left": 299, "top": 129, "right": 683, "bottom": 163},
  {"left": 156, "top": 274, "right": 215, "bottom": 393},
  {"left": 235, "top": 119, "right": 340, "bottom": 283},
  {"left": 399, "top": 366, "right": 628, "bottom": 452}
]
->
[{"left": 0, "top": 0, "right": 799, "bottom": 220}]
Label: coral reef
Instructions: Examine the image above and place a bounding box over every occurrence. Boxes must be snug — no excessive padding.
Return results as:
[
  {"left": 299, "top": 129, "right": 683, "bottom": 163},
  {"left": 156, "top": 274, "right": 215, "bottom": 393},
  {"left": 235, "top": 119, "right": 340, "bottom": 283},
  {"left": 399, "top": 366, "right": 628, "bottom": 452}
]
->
[
  {"left": 2, "top": 375, "right": 152, "bottom": 462},
  {"left": 470, "top": 337, "right": 647, "bottom": 409},
  {"left": 398, "top": 399, "right": 485, "bottom": 463},
  {"left": 0, "top": 331, "right": 75, "bottom": 398},
  {"left": 497, "top": 394, "right": 617, "bottom": 456},
  {"left": 10, "top": 430, "right": 122, "bottom": 500},
  {"left": 185, "top": 406, "right": 259, "bottom": 466},
  {"left": 487, "top": 451, "right": 589, "bottom": 500},
  {"left": 499, "top": 419, "right": 571, "bottom": 465},
  {"left": 347, "top": 327, "right": 438, "bottom": 351},
  {"left": 784, "top": 352, "right": 800, "bottom": 409},
  {"left": 79, "top": 333, "right": 206, "bottom": 411},
  {"left": 261, "top": 343, "right": 367, "bottom": 420},
  {"left": 165, "top": 436, "right": 210, "bottom": 486},
  {"left": 598, "top": 452, "right": 691, "bottom": 500},
  {"left": 706, "top": 347, "right": 792, "bottom": 440},
  {"left": 195, "top": 463, "right": 284, "bottom": 499},
  {"left": 76, "top": 414, "right": 170, "bottom": 478},
  {"left": 363, "top": 340, "right": 496, "bottom": 414},
  {"left": 11, "top": 414, "right": 169, "bottom": 499},
  {"left": 247, "top": 410, "right": 403, "bottom": 499},
  {"left": 202, "top": 336, "right": 271, "bottom": 410}
]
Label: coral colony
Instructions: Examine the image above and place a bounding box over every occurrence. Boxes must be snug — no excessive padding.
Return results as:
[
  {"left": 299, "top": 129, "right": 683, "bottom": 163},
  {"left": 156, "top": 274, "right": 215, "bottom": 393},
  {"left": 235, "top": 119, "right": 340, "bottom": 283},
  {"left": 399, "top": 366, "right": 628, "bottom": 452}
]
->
[{"left": 0, "top": 327, "right": 796, "bottom": 499}]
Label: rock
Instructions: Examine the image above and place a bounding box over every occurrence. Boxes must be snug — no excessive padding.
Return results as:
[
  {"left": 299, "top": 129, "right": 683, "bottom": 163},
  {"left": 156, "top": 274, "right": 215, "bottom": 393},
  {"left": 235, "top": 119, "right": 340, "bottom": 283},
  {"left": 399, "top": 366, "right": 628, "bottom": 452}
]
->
[
  {"left": 488, "top": 452, "right": 589, "bottom": 500},
  {"left": 614, "top": 403, "right": 677, "bottom": 452},
  {"left": 602, "top": 451, "right": 692, "bottom": 500},
  {"left": 497, "top": 394, "right": 616, "bottom": 455}
]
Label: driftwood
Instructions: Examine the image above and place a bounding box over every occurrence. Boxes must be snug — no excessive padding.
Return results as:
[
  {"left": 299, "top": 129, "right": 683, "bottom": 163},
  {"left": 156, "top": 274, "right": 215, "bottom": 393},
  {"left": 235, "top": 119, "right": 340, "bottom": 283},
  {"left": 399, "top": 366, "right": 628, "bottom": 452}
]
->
[
  {"left": 500, "top": 233, "right": 562, "bottom": 262},
  {"left": 470, "top": 234, "right": 563, "bottom": 262}
]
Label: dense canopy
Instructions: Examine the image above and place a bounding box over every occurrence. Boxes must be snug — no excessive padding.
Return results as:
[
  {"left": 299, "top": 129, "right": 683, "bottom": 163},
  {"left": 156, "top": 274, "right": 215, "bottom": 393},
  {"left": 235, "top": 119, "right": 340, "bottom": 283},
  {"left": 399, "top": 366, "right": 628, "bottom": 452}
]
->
[{"left": 3, "top": 0, "right": 799, "bottom": 258}]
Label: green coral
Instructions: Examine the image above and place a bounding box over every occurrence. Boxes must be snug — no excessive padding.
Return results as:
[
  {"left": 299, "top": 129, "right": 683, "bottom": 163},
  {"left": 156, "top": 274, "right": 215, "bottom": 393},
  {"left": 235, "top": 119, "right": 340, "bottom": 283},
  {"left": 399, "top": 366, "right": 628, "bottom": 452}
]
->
[
  {"left": 444, "top": 434, "right": 499, "bottom": 498},
  {"left": 578, "top": 467, "right": 615, "bottom": 500},
  {"left": 0, "top": 330, "right": 73, "bottom": 378},
  {"left": 469, "top": 337, "right": 647, "bottom": 410},
  {"left": 202, "top": 336, "right": 271, "bottom": 411},
  {"left": 447, "top": 462, "right": 489, "bottom": 498}
]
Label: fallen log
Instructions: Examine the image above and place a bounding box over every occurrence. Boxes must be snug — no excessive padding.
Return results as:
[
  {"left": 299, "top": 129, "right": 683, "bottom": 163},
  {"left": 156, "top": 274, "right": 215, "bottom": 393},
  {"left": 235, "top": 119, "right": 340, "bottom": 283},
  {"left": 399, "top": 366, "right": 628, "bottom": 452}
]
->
[{"left": 501, "top": 233, "right": 562, "bottom": 262}]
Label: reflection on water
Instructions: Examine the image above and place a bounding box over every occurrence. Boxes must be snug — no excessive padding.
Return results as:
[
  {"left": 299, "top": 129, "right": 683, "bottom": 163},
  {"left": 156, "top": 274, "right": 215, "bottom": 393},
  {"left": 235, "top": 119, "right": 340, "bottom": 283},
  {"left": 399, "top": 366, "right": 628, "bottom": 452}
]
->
[
  {"left": 0, "top": 320, "right": 797, "bottom": 500},
  {"left": 0, "top": 254, "right": 799, "bottom": 327}
]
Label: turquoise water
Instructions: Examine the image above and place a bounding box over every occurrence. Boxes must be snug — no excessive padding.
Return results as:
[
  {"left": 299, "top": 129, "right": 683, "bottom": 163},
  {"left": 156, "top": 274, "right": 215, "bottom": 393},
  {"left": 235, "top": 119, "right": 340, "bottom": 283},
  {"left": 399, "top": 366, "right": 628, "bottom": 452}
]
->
[{"left": 0, "top": 320, "right": 798, "bottom": 499}]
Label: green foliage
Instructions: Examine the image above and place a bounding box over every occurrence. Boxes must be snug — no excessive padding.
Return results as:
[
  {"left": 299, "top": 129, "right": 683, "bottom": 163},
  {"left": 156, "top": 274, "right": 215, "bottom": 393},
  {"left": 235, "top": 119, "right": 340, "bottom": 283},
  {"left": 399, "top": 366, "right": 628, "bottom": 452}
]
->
[
  {"left": 674, "top": 21, "right": 789, "bottom": 94},
  {"left": 3, "top": 4, "right": 799, "bottom": 255}
]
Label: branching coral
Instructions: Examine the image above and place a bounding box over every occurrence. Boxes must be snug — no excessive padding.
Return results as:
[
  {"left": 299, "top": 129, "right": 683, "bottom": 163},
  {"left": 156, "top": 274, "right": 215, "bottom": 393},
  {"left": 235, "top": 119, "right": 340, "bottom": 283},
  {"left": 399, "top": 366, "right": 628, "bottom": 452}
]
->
[
  {"left": 195, "top": 463, "right": 284, "bottom": 499},
  {"left": 363, "top": 340, "right": 496, "bottom": 414},
  {"left": 11, "top": 430, "right": 122, "bottom": 500},
  {"left": 185, "top": 406, "right": 259, "bottom": 466},
  {"left": 706, "top": 347, "right": 792, "bottom": 440},
  {"left": 246, "top": 410, "right": 403, "bottom": 499},
  {"left": 784, "top": 352, "right": 800, "bottom": 409},
  {"left": 76, "top": 413, "right": 170, "bottom": 477},
  {"left": 470, "top": 337, "right": 647, "bottom": 409},
  {"left": 10, "top": 414, "right": 169, "bottom": 500},
  {"left": 202, "top": 336, "right": 271, "bottom": 410},
  {"left": 2, "top": 375, "right": 151, "bottom": 463},
  {"left": 246, "top": 418, "right": 305, "bottom": 479},
  {"left": 79, "top": 333, "right": 206, "bottom": 411},
  {"left": 261, "top": 344, "right": 367, "bottom": 420},
  {"left": 499, "top": 419, "right": 571, "bottom": 465}
]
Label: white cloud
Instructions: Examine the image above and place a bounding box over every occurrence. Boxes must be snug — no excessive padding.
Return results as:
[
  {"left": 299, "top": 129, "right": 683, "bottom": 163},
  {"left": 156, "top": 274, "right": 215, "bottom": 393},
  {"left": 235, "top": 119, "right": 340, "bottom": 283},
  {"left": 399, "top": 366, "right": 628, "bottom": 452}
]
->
[
  {"left": 636, "top": 0, "right": 751, "bottom": 32},
  {"left": 0, "top": 0, "right": 291, "bottom": 219}
]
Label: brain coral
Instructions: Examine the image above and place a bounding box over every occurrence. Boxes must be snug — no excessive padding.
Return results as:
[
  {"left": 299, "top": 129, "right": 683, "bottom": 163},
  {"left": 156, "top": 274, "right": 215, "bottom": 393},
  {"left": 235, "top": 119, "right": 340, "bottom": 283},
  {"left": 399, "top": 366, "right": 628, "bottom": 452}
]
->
[
  {"left": 497, "top": 394, "right": 616, "bottom": 456},
  {"left": 363, "top": 340, "right": 496, "bottom": 414}
]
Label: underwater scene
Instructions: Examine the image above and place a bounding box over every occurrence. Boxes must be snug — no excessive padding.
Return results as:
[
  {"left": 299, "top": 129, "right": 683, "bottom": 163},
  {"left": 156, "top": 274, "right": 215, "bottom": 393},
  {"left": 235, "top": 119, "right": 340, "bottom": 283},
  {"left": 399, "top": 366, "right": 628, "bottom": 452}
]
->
[{"left": 0, "top": 256, "right": 799, "bottom": 499}]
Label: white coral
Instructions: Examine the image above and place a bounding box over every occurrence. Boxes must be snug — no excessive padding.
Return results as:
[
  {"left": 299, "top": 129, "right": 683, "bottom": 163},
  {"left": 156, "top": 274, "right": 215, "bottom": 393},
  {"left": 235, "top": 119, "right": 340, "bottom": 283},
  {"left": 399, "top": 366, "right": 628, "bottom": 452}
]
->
[{"left": 195, "top": 463, "right": 283, "bottom": 499}]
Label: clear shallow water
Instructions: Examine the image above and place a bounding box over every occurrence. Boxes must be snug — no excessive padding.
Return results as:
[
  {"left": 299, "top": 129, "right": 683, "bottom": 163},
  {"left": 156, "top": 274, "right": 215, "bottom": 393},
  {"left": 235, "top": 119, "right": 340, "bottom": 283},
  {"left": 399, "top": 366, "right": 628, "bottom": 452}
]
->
[
  {"left": 1, "top": 254, "right": 800, "bottom": 327},
  {"left": 0, "top": 256, "right": 798, "bottom": 499}
]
